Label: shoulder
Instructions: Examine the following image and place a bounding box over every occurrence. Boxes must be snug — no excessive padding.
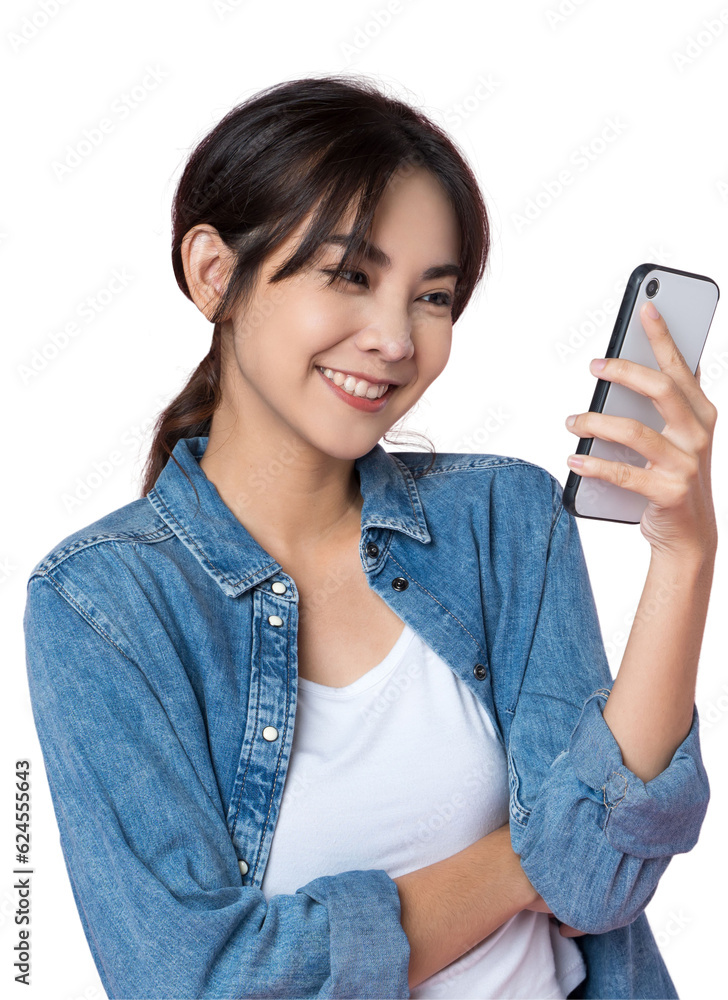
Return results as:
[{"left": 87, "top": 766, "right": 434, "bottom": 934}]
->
[
  {"left": 391, "top": 450, "right": 565, "bottom": 524},
  {"left": 26, "top": 494, "right": 171, "bottom": 585}
]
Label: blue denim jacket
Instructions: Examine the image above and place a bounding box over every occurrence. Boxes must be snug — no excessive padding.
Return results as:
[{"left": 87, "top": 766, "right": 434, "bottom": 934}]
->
[{"left": 24, "top": 434, "right": 709, "bottom": 1000}]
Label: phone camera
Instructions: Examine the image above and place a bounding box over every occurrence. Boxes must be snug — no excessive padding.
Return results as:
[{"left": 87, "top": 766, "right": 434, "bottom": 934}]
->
[{"left": 645, "top": 278, "right": 660, "bottom": 298}]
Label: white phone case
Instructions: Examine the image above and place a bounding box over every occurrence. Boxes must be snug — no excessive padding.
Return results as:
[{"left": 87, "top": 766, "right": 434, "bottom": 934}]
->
[{"left": 563, "top": 264, "right": 719, "bottom": 523}]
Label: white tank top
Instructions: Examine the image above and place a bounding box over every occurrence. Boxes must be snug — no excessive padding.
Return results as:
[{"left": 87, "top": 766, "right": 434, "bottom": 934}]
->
[{"left": 261, "top": 622, "right": 587, "bottom": 999}]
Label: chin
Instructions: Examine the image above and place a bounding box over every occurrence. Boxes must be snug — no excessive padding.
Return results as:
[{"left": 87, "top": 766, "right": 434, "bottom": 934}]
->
[{"left": 309, "top": 428, "right": 389, "bottom": 462}]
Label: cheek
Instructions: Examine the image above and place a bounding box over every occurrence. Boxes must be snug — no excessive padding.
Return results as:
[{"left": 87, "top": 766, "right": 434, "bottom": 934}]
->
[
  {"left": 268, "top": 287, "right": 360, "bottom": 356},
  {"left": 417, "top": 329, "right": 452, "bottom": 382},
  {"left": 297, "top": 288, "right": 366, "bottom": 341}
]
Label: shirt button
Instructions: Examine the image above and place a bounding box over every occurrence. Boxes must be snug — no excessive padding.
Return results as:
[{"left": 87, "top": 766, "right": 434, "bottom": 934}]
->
[
  {"left": 271, "top": 581, "right": 287, "bottom": 595},
  {"left": 365, "top": 542, "right": 379, "bottom": 558},
  {"left": 262, "top": 726, "right": 279, "bottom": 741},
  {"left": 473, "top": 663, "right": 488, "bottom": 681},
  {"left": 238, "top": 859, "right": 249, "bottom": 876},
  {"left": 391, "top": 577, "right": 408, "bottom": 591},
  {"left": 268, "top": 615, "right": 284, "bottom": 627}
]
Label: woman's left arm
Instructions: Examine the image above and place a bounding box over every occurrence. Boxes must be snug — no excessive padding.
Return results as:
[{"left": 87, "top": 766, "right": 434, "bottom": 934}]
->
[
  {"left": 508, "top": 301, "right": 716, "bottom": 934},
  {"left": 564, "top": 300, "right": 719, "bottom": 783}
]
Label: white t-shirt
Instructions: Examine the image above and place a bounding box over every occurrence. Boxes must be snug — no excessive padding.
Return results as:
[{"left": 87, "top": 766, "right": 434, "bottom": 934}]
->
[{"left": 260, "top": 621, "right": 587, "bottom": 999}]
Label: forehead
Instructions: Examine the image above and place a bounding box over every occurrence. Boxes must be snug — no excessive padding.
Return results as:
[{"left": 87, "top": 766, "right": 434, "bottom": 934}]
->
[{"left": 264, "top": 167, "right": 461, "bottom": 277}]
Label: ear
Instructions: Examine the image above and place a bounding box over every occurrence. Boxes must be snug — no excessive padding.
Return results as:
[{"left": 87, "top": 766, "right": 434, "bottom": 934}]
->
[{"left": 180, "top": 224, "right": 234, "bottom": 322}]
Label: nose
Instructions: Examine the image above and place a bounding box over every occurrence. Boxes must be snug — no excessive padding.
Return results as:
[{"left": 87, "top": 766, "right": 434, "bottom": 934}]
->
[{"left": 353, "top": 306, "right": 415, "bottom": 362}]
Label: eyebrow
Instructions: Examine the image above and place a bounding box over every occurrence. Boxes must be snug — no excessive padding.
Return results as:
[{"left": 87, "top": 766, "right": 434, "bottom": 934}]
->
[{"left": 321, "top": 234, "right": 464, "bottom": 284}]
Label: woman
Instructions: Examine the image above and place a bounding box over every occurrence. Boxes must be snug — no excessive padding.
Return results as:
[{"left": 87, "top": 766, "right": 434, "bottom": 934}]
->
[{"left": 24, "top": 74, "right": 715, "bottom": 999}]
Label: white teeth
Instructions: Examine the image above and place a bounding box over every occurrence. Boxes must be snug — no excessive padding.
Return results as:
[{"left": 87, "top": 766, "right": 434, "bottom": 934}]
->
[{"left": 319, "top": 367, "right": 390, "bottom": 399}]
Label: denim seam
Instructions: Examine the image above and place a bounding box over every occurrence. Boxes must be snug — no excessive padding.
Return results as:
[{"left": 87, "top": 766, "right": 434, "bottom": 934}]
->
[
  {"left": 603, "top": 770, "right": 628, "bottom": 810},
  {"left": 364, "top": 517, "right": 417, "bottom": 530},
  {"left": 35, "top": 574, "right": 220, "bottom": 814},
  {"left": 230, "top": 603, "right": 263, "bottom": 843},
  {"left": 507, "top": 562, "right": 553, "bottom": 716},
  {"left": 251, "top": 610, "right": 293, "bottom": 884},
  {"left": 507, "top": 746, "right": 531, "bottom": 825},
  {"left": 35, "top": 573, "right": 136, "bottom": 664},
  {"left": 390, "top": 453, "right": 427, "bottom": 526},
  {"left": 28, "top": 527, "right": 174, "bottom": 579},
  {"left": 411, "top": 458, "right": 546, "bottom": 477},
  {"left": 386, "top": 551, "right": 486, "bottom": 655},
  {"left": 150, "top": 488, "right": 278, "bottom": 588}
]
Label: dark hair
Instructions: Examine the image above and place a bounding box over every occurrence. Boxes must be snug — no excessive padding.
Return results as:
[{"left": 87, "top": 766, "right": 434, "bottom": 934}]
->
[{"left": 140, "top": 73, "right": 491, "bottom": 498}]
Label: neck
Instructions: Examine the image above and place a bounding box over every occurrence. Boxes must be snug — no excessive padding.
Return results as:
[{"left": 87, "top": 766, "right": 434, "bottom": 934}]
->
[{"left": 198, "top": 409, "right": 364, "bottom": 565}]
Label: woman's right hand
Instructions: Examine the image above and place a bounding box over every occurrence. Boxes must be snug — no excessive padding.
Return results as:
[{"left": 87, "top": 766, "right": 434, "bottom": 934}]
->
[{"left": 524, "top": 894, "right": 588, "bottom": 938}]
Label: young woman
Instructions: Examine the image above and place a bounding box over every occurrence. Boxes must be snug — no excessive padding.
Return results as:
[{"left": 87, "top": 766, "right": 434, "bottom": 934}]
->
[{"left": 24, "top": 74, "right": 715, "bottom": 1000}]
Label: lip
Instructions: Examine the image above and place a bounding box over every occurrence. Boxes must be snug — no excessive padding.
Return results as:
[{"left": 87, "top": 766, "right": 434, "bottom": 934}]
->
[{"left": 316, "top": 366, "right": 397, "bottom": 412}]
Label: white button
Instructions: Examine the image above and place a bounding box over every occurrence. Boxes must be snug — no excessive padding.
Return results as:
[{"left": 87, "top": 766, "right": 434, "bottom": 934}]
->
[
  {"left": 238, "top": 859, "right": 249, "bottom": 876},
  {"left": 262, "top": 726, "right": 279, "bottom": 741},
  {"left": 271, "top": 581, "right": 287, "bottom": 594},
  {"left": 268, "top": 615, "right": 283, "bottom": 627}
]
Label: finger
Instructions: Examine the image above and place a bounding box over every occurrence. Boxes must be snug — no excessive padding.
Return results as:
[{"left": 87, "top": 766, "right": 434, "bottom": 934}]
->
[
  {"left": 589, "top": 355, "right": 695, "bottom": 434},
  {"left": 565, "top": 411, "right": 694, "bottom": 472},
  {"left": 640, "top": 301, "right": 692, "bottom": 376},
  {"left": 640, "top": 302, "right": 714, "bottom": 414},
  {"left": 566, "top": 449, "right": 653, "bottom": 497},
  {"left": 565, "top": 443, "right": 701, "bottom": 506}
]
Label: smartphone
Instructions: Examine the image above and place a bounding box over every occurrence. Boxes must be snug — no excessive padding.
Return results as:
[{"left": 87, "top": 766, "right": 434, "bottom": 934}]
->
[{"left": 562, "top": 263, "right": 720, "bottom": 524}]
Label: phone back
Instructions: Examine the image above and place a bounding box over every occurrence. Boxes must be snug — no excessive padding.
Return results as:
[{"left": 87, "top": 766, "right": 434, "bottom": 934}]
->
[{"left": 565, "top": 264, "right": 719, "bottom": 523}]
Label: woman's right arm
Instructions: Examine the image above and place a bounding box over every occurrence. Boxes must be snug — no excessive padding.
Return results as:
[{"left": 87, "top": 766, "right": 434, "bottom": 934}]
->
[{"left": 393, "top": 823, "right": 538, "bottom": 991}]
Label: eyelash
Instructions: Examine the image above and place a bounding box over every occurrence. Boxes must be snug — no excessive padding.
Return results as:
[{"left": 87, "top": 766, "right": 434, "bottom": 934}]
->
[{"left": 321, "top": 269, "right": 453, "bottom": 308}]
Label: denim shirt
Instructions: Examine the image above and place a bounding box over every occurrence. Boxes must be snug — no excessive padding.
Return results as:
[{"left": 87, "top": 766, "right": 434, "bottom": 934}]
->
[{"left": 24, "top": 434, "right": 709, "bottom": 1000}]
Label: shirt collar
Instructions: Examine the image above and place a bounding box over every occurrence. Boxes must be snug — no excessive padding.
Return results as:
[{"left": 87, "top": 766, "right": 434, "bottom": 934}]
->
[{"left": 147, "top": 435, "right": 431, "bottom": 597}]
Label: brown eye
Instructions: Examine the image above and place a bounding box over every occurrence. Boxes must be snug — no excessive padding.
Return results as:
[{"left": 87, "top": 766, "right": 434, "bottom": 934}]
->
[
  {"left": 321, "top": 268, "right": 369, "bottom": 287},
  {"left": 421, "top": 291, "right": 453, "bottom": 307}
]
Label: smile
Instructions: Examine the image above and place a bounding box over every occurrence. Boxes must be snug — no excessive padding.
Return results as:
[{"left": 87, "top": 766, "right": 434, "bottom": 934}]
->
[
  {"left": 316, "top": 366, "right": 396, "bottom": 413},
  {"left": 317, "top": 366, "right": 390, "bottom": 399}
]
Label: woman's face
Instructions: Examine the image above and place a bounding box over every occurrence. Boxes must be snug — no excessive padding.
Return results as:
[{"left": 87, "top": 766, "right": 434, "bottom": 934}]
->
[{"left": 217, "top": 166, "right": 461, "bottom": 461}]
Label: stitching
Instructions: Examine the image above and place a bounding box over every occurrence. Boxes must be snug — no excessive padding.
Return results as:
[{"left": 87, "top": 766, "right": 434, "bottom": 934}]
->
[
  {"left": 602, "top": 770, "right": 628, "bottom": 809},
  {"left": 252, "top": 609, "right": 293, "bottom": 883},
  {"left": 35, "top": 574, "right": 217, "bottom": 811},
  {"left": 151, "top": 489, "right": 278, "bottom": 589},
  {"left": 29, "top": 526, "right": 173, "bottom": 579},
  {"left": 230, "top": 600, "right": 262, "bottom": 840},
  {"left": 35, "top": 574, "right": 136, "bottom": 663},
  {"left": 386, "top": 551, "right": 485, "bottom": 653},
  {"left": 403, "top": 457, "right": 544, "bottom": 477},
  {"left": 390, "top": 453, "right": 426, "bottom": 526},
  {"left": 507, "top": 746, "right": 531, "bottom": 825}
]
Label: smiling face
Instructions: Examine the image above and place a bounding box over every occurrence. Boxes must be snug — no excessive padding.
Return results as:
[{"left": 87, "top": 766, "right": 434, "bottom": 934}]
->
[{"left": 199, "top": 166, "right": 461, "bottom": 462}]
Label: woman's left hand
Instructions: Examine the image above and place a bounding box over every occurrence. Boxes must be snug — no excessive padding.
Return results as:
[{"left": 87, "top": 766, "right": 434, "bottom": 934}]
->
[{"left": 565, "top": 300, "right": 719, "bottom": 560}]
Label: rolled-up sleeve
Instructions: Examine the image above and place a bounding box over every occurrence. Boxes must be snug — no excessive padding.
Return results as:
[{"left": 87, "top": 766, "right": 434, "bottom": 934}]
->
[
  {"left": 24, "top": 574, "right": 411, "bottom": 1000},
  {"left": 507, "top": 479, "right": 710, "bottom": 935}
]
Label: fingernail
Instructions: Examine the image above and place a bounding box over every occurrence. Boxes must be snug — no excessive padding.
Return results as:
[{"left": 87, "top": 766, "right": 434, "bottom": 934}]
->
[
  {"left": 590, "top": 358, "right": 607, "bottom": 372},
  {"left": 645, "top": 301, "right": 659, "bottom": 319},
  {"left": 565, "top": 414, "right": 576, "bottom": 428}
]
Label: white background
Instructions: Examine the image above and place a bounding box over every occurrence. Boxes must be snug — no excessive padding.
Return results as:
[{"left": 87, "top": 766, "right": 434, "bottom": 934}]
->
[{"left": 3, "top": 1, "right": 727, "bottom": 998}]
